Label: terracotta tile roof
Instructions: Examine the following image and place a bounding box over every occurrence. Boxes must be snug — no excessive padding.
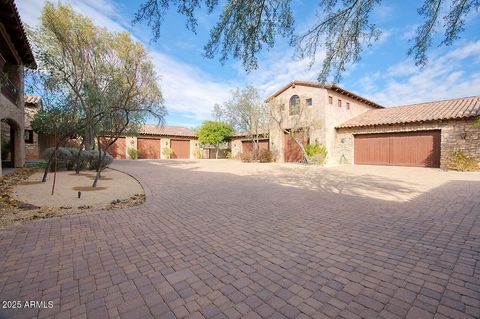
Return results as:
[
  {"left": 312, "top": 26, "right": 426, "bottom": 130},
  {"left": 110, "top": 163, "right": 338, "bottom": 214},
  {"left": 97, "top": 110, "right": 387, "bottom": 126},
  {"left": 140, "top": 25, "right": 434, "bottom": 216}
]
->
[
  {"left": 25, "top": 95, "right": 41, "bottom": 105},
  {"left": 266, "top": 80, "right": 383, "bottom": 109},
  {"left": 233, "top": 131, "right": 269, "bottom": 138},
  {"left": 0, "top": 0, "right": 36, "bottom": 68},
  {"left": 337, "top": 96, "right": 480, "bottom": 128},
  {"left": 140, "top": 124, "right": 197, "bottom": 138}
]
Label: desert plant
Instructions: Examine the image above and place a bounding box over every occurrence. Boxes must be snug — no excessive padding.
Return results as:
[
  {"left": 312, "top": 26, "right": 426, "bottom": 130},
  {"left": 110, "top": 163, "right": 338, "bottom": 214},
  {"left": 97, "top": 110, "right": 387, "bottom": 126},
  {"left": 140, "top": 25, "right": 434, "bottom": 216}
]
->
[
  {"left": 128, "top": 148, "right": 139, "bottom": 160},
  {"left": 258, "top": 149, "right": 273, "bottom": 163},
  {"left": 239, "top": 152, "right": 253, "bottom": 163},
  {"left": 162, "top": 147, "right": 173, "bottom": 159},
  {"left": 42, "top": 147, "right": 72, "bottom": 171},
  {"left": 304, "top": 142, "right": 328, "bottom": 165},
  {"left": 87, "top": 150, "right": 114, "bottom": 170},
  {"left": 1, "top": 141, "right": 10, "bottom": 161},
  {"left": 193, "top": 147, "right": 202, "bottom": 159},
  {"left": 446, "top": 150, "right": 479, "bottom": 171}
]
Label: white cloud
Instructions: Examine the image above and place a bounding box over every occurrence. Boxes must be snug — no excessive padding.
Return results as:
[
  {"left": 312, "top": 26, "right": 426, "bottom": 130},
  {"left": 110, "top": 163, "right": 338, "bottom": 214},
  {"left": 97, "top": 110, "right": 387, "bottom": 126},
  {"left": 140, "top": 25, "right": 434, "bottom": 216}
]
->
[
  {"left": 16, "top": 0, "right": 233, "bottom": 123},
  {"left": 358, "top": 41, "right": 480, "bottom": 107},
  {"left": 244, "top": 48, "right": 326, "bottom": 98}
]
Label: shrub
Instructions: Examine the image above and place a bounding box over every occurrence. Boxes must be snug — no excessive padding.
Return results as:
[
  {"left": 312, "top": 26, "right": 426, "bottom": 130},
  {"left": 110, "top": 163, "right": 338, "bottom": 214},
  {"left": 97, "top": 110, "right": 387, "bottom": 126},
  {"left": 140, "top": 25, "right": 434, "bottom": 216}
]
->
[
  {"left": 239, "top": 152, "right": 253, "bottom": 162},
  {"left": 193, "top": 147, "right": 202, "bottom": 159},
  {"left": 42, "top": 147, "right": 72, "bottom": 170},
  {"left": 225, "top": 150, "right": 232, "bottom": 159},
  {"left": 162, "top": 147, "right": 173, "bottom": 159},
  {"left": 258, "top": 149, "right": 273, "bottom": 163},
  {"left": 304, "top": 142, "right": 328, "bottom": 165},
  {"left": 446, "top": 150, "right": 479, "bottom": 171},
  {"left": 128, "top": 148, "right": 139, "bottom": 159},
  {"left": 87, "top": 150, "right": 114, "bottom": 170},
  {"left": 41, "top": 147, "right": 114, "bottom": 171}
]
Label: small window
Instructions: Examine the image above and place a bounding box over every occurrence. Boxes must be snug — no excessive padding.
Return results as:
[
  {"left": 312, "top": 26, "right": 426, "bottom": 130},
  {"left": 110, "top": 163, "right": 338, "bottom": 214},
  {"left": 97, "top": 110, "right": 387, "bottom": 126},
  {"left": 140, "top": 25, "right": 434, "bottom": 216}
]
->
[
  {"left": 346, "top": 102, "right": 350, "bottom": 110},
  {"left": 289, "top": 95, "right": 300, "bottom": 115},
  {"left": 306, "top": 98, "right": 312, "bottom": 106},
  {"left": 338, "top": 99, "right": 342, "bottom": 108},
  {"left": 24, "top": 130, "right": 34, "bottom": 144},
  {"left": 328, "top": 96, "right": 333, "bottom": 104}
]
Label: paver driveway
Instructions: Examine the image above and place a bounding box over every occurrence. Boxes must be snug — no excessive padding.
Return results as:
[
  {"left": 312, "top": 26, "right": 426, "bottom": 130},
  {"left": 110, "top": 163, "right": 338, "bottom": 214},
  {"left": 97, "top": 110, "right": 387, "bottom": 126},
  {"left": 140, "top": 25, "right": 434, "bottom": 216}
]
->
[{"left": 1, "top": 160, "right": 479, "bottom": 319}]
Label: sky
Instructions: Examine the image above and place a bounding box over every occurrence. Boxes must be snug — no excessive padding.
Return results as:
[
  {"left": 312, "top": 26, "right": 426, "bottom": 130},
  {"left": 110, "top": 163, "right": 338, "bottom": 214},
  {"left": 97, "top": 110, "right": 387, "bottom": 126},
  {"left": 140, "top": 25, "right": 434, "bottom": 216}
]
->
[{"left": 17, "top": 0, "right": 480, "bottom": 128}]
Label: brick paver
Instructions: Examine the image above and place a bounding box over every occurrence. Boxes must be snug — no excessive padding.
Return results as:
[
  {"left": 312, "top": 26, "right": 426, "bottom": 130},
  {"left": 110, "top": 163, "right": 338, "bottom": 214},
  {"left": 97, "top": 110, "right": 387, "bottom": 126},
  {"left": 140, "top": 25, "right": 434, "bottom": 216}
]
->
[{"left": 1, "top": 160, "right": 479, "bottom": 318}]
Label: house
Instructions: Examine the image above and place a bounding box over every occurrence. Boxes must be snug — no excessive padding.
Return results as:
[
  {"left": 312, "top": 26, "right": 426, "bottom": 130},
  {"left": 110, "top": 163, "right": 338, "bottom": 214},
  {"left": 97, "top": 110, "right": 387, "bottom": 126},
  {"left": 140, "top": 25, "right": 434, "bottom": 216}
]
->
[
  {"left": 335, "top": 96, "right": 480, "bottom": 167},
  {"left": 0, "top": 0, "right": 37, "bottom": 174},
  {"left": 107, "top": 125, "right": 200, "bottom": 159},
  {"left": 23, "top": 95, "right": 51, "bottom": 161},
  {"left": 265, "top": 81, "right": 479, "bottom": 168},
  {"left": 267, "top": 81, "right": 382, "bottom": 164}
]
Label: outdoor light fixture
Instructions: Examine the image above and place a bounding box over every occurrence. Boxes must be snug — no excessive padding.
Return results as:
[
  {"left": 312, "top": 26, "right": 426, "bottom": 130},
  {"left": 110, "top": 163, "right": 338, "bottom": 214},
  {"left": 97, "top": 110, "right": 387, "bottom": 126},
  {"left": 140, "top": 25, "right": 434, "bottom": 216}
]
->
[{"left": 460, "top": 129, "right": 467, "bottom": 139}]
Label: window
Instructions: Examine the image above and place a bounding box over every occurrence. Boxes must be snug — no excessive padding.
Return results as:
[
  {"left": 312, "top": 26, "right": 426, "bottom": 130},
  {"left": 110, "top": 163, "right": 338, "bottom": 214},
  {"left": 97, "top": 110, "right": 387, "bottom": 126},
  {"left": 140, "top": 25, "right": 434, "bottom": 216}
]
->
[
  {"left": 306, "top": 98, "right": 312, "bottom": 106},
  {"left": 338, "top": 99, "right": 342, "bottom": 108},
  {"left": 289, "top": 95, "right": 300, "bottom": 115},
  {"left": 24, "top": 130, "right": 34, "bottom": 144},
  {"left": 346, "top": 102, "right": 350, "bottom": 110},
  {"left": 328, "top": 96, "right": 333, "bottom": 104}
]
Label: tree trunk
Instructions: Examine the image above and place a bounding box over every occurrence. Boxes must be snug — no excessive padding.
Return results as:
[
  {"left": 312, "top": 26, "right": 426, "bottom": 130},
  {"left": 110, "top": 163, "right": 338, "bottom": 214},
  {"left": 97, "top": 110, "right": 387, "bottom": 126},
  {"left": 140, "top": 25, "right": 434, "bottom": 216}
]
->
[
  {"left": 75, "top": 139, "right": 85, "bottom": 174},
  {"left": 42, "top": 152, "right": 55, "bottom": 182},
  {"left": 215, "top": 146, "right": 219, "bottom": 159},
  {"left": 92, "top": 150, "right": 108, "bottom": 188}
]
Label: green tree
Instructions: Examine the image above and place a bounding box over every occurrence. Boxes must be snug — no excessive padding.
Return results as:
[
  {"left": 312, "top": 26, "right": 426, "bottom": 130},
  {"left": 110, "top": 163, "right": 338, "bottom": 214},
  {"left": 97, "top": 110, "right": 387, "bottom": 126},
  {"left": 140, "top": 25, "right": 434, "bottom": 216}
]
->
[
  {"left": 214, "top": 86, "right": 268, "bottom": 160},
  {"left": 31, "top": 104, "right": 86, "bottom": 184},
  {"left": 197, "top": 121, "right": 234, "bottom": 159},
  {"left": 134, "top": 0, "right": 479, "bottom": 82}
]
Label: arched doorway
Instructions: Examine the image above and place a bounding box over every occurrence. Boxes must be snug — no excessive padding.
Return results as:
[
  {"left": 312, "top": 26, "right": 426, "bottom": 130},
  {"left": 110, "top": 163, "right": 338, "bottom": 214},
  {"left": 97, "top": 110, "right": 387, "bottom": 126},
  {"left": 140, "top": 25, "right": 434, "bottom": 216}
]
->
[{"left": 1, "top": 118, "right": 22, "bottom": 169}]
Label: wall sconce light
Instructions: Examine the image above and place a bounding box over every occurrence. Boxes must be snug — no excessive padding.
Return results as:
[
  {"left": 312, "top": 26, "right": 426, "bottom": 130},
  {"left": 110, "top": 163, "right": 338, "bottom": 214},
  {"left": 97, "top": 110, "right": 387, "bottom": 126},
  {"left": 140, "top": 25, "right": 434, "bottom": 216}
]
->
[
  {"left": 130, "top": 140, "right": 134, "bottom": 145},
  {"left": 460, "top": 129, "right": 467, "bottom": 139},
  {"left": 341, "top": 138, "right": 345, "bottom": 144},
  {"left": 165, "top": 141, "right": 169, "bottom": 145}
]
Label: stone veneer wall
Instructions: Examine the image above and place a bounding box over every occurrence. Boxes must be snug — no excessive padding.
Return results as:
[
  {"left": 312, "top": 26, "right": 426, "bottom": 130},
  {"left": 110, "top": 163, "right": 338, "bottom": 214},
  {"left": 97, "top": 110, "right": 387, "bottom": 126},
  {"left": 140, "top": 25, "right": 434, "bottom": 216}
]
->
[{"left": 334, "top": 118, "right": 480, "bottom": 168}]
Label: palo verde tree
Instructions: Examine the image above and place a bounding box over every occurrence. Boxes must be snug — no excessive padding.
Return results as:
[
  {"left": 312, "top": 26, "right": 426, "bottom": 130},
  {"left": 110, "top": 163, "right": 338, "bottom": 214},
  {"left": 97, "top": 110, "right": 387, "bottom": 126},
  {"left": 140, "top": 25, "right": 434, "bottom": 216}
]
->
[
  {"left": 92, "top": 32, "right": 166, "bottom": 187},
  {"left": 28, "top": 3, "right": 166, "bottom": 187},
  {"left": 214, "top": 86, "right": 268, "bottom": 160},
  {"left": 30, "top": 103, "right": 85, "bottom": 183},
  {"left": 197, "top": 121, "right": 235, "bottom": 159},
  {"left": 134, "top": 0, "right": 479, "bottom": 82}
]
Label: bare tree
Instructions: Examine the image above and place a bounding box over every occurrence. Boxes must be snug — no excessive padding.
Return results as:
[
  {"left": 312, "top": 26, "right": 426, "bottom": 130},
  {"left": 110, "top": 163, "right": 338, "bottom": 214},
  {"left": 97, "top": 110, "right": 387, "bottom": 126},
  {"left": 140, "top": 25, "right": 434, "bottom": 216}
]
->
[
  {"left": 214, "top": 86, "right": 269, "bottom": 159},
  {"left": 267, "top": 95, "right": 320, "bottom": 164}
]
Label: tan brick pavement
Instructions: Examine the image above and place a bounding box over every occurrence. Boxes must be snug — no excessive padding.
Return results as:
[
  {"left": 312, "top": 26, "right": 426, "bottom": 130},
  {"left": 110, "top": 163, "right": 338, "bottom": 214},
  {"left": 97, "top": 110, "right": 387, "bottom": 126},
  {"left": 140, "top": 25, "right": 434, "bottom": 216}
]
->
[{"left": 1, "top": 160, "right": 479, "bottom": 319}]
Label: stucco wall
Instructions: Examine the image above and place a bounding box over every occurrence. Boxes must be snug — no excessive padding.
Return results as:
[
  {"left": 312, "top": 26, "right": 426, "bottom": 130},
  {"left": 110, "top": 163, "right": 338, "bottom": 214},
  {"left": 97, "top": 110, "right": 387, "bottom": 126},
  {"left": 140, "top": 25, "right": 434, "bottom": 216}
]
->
[
  {"left": 269, "top": 84, "right": 376, "bottom": 162},
  {"left": 334, "top": 119, "right": 480, "bottom": 168},
  {"left": 324, "top": 89, "right": 378, "bottom": 164},
  {"left": 0, "top": 68, "right": 25, "bottom": 170}
]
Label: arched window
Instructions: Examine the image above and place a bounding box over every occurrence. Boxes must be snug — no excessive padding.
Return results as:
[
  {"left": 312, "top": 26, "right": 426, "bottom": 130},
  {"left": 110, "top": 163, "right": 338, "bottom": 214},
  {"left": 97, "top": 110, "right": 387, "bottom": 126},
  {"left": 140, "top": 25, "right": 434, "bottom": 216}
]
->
[{"left": 289, "top": 95, "right": 300, "bottom": 115}]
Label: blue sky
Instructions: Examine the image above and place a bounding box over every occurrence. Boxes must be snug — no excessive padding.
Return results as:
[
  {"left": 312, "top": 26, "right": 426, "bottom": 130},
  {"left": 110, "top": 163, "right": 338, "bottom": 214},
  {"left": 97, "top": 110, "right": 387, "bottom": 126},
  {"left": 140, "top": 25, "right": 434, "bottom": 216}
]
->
[{"left": 18, "top": 0, "right": 480, "bottom": 128}]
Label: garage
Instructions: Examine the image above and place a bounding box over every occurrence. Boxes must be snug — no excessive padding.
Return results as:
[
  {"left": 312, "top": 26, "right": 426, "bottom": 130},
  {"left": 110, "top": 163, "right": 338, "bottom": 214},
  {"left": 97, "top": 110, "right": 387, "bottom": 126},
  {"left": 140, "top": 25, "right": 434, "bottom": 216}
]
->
[
  {"left": 170, "top": 139, "right": 190, "bottom": 159},
  {"left": 138, "top": 138, "right": 160, "bottom": 159},
  {"left": 284, "top": 132, "right": 309, "bottom": 162},
  {"left": 354, "top": 131, "right": 441, "bottom": 167},
  {"left": 100, "top": 137, "right": 126, "bottom": 159},
  {"left": 242, "top": 140, "right": 269, "bottom": 153}
]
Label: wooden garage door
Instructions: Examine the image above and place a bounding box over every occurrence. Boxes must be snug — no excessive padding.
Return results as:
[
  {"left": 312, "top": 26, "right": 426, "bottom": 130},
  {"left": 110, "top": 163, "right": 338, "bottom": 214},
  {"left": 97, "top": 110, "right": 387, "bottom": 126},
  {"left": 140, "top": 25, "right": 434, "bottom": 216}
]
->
[
  {"left": 284, "top": 132, "right": 309, "bottom": 163},
  {"left": 242, "top": 140, "right": 269, "bottom": 153},
  {"left": 138, "top": 138, "right": 160, "bottom": 159},
  {"left": 100, "top": 137, "right": 126, "bottom": 159},
  {"left": 171, "top": 139, "right": 190, "bottom": 159},
  {"left": 354, "top": 131, "right": 441, "bottom": 167}
]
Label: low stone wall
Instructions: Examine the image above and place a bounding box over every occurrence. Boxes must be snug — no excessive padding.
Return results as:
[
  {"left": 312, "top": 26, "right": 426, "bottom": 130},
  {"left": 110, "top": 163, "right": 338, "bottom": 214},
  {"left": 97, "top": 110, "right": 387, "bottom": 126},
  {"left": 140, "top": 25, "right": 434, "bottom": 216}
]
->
[{"left": 334, "top": 119, "right": 480, "bottom": 168}]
